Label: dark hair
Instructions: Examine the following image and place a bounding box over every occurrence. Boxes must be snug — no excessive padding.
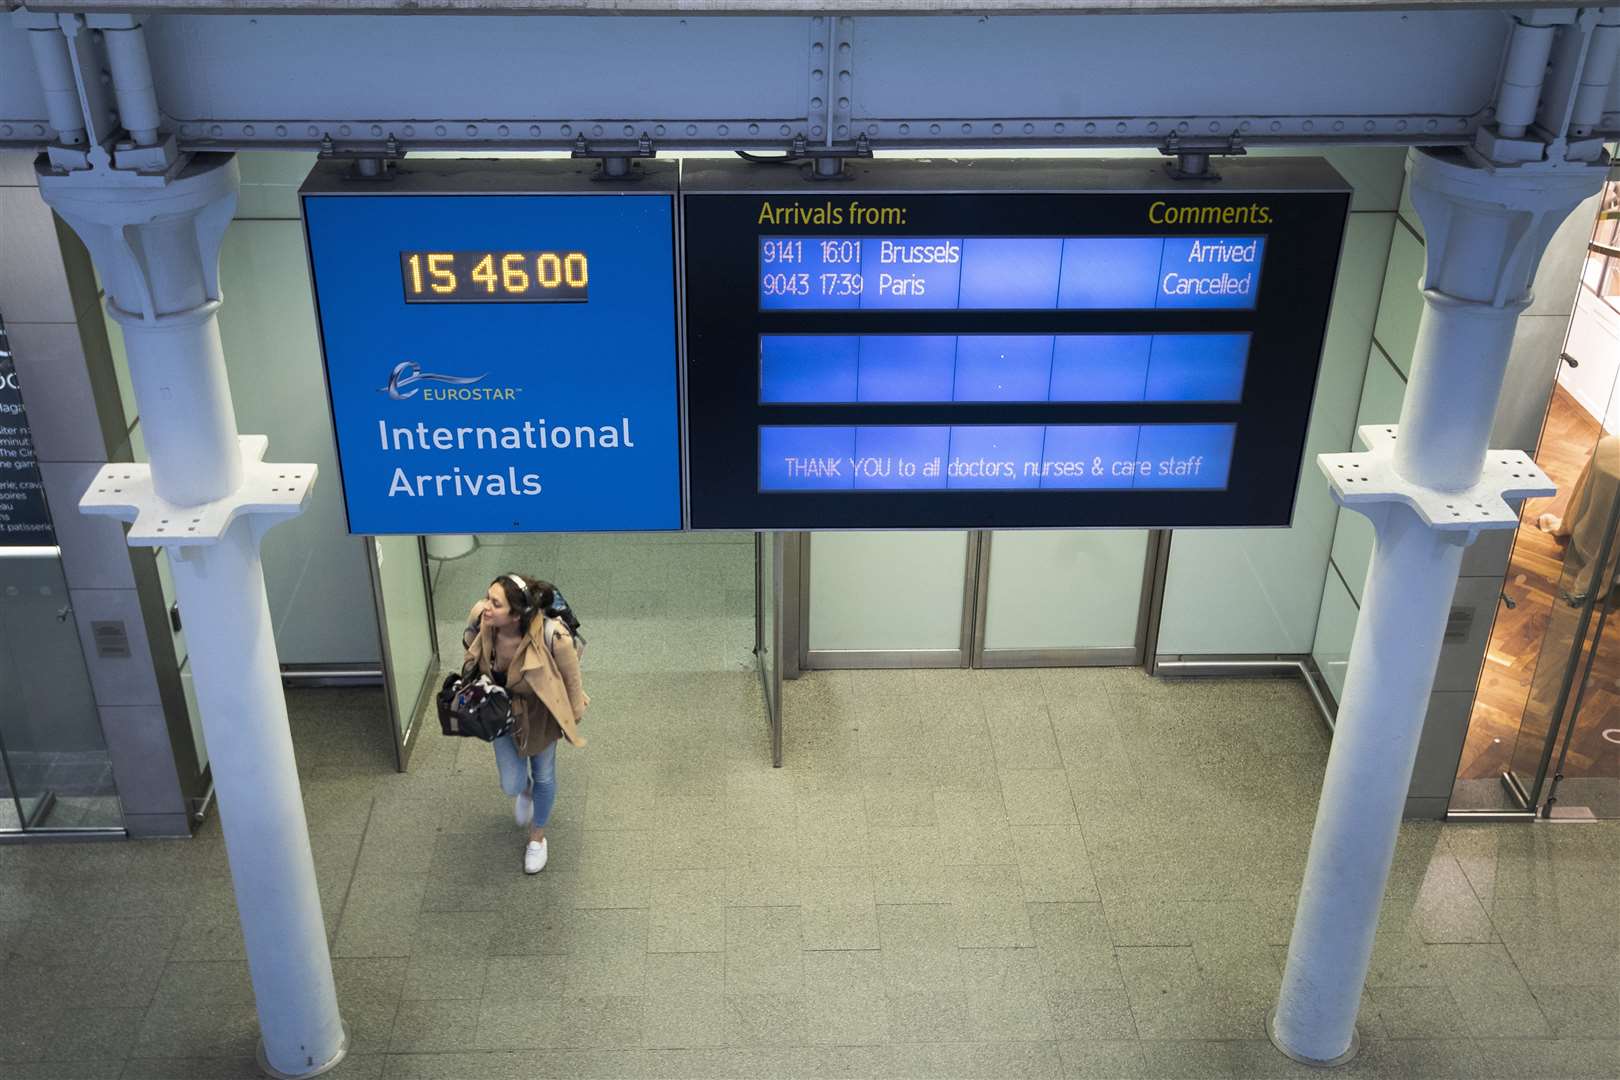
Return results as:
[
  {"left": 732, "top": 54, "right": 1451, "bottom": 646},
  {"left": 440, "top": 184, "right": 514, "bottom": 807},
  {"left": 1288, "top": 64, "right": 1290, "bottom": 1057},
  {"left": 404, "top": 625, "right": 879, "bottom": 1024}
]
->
[{"left": 491, "top": 574, "right": 557, "bottom": 636}]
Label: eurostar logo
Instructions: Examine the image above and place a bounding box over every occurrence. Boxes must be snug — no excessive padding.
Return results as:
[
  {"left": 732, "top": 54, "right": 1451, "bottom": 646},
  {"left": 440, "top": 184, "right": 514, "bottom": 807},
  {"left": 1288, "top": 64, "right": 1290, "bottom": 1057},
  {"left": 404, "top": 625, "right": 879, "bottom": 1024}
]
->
[{"left": 380, "top": 361, "right": 488, "bottom": 400}]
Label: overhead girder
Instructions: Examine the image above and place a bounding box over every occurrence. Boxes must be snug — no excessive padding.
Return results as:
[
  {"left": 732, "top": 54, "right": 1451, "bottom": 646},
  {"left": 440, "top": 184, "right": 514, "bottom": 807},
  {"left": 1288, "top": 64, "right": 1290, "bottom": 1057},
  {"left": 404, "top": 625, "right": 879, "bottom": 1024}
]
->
[{"left": 1, "top": 8, "right": 1619, "bottom": 157}]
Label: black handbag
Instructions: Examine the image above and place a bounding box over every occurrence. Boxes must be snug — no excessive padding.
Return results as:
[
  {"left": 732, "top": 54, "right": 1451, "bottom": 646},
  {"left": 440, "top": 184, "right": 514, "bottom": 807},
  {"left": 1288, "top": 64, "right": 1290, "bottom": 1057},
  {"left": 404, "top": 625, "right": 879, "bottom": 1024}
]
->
[{"left": 436, "top": 671, "right": 515, "bottom": 741}]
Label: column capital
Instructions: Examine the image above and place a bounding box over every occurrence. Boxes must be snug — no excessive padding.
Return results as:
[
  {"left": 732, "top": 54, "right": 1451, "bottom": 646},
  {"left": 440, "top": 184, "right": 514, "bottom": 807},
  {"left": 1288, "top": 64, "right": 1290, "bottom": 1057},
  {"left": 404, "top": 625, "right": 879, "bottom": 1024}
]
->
[
  {"left": 1405, "top": 147, "right": 1604, "bottom": 307},
  {"left": 36, "top": 152, "right": 238, "bottom": 322}
]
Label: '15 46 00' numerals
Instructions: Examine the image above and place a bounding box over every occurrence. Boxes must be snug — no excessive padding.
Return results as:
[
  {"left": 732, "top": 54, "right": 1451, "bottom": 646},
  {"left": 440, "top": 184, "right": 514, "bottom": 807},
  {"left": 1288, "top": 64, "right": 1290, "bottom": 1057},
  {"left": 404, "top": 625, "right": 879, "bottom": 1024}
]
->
[{"left": 400, "top": 250, "right": 589, "bottom": 304}]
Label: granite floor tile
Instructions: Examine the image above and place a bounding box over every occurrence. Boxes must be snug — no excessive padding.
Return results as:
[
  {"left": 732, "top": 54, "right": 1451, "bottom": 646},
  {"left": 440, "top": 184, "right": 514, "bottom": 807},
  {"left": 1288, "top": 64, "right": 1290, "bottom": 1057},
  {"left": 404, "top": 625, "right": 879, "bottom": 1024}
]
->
[
  {"left": 409, "top": 910, "right": 495, "bottom": 959},
  {"left": 641, "top": 989, "right": 729, "bottom": 1049},
  {"left": 557, "top": 995, "right": 645, "bottom": 1049},
  {"left": 877, "top": 903, "right": 963, "bottom": 990},
  {"left": 354, "top": 822, "right": 439, "bottom": 880},
  {"left": 1367, "top": 985, "right": 1469, "bottom": 1039},
  {"left": 794, "top": 805, "right": 873, "bottom": 868},
  {"left": 933, "top": 789, "right": 1014, "bottom": 865},
  {"left": 725, "top": 861, "right": 801, "bottom": 908},
  {"left": 132, "top": 1000, "right": 260, "bottom": 1060},
  {"left": 486, "top": 875, "right": 577, "bottom": 956},
  {"left": 402, "top": 952, "right": 490, "bottom": 1000},
  {"left": 958, "top": 947, "right": 1054, "bottom": 1042},
  {"left": 564, "top": 938, "right": 647, "bottom": 999},
  {"left": 884, "top": 989, "right": 970, "bottom": 1043},
  {"left": 647, "top": 868, "right": 726, "bottom": 953},
  {"left": 387, "top": 998, "right": 480, "bottom": 1053},
  {"left": 1054, "top": 1039, "right": 1151, "bottom": 1079},
  {"left": 860, "top": 756, "right": 938, "bottom": 827},
  {"left": 648, "top": 817, "right": 729, "bottom": 871},
  {"left": 725, "top": 771, "right": 796, "bottom": 829},
  {"left": 802, "top": 949, "right": 890, "bottom": 1046},
  {"left": 333, "top": 876, "right": 427, "bottom": 959},
  {"left": 724, "top": 993, "right": 808, "bottom": 1047},
  {"left": 723, "top": 907, "right": 803, "bottom": 995},
  {"left": 725, "top": 825, "right": 798, "bottom": 867},
  {"left": 1135, "top": 1038, "right": 1327, "bottom": 1079},
  {"left": 885, "top": 1040, "right": 1066, "bottom": 1079},
  {"left": 26, "top": 1006, "right": 145, "bottom": 1062},
  {"left": 1047, "top": 988, "right": 1137, "bottom": 1041},
  {"left": 6, "top": 1063, "right": 123, "bottom": 1080},
  {"left": 986, "top": 707, "right": 1062, "bottom": 773},
  {"left": 1449, "top": 979, "right": 1555, "bottom": 1038},
  {"left": 1029, "top": 902, "right": 1123, "bottom": 991},
  {"left": 1010, "top": 825, "right": 1099, "bottom": 903},
  {"left": 947, "top": 864, "right": 1035, "bottom": 948},
  {"left": 1530, "top": 984, "right": 1620, "bottom": 1038},
  {"left": 1471, "top": 1037, "right": 1620, "bottom": 1080},
  {"left": 1000, "top": 769, "right": 1080, "bottom": 826},
  {"left": 333, "top": 957, "right": 407, "bottom": 1055},
  {"left": 798, "top": 865, "right": 879, "bottom": 950},
  {"left": 867, "top": 826, "right": 951, "bottom": 905},
  {"left": 582, "top": 777, "right": 658, "bottom": 832}
]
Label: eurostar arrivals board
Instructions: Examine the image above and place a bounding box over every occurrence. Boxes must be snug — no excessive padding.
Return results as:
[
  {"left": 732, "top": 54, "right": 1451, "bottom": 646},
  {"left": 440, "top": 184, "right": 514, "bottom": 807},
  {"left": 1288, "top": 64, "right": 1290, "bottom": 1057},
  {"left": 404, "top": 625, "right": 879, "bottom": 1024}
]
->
[
  {"left": 300, "top": 160, "right": 682, "bottom": 534},
  {"left": 681, "top": 158, "right": 1350, "bottom": 531}
]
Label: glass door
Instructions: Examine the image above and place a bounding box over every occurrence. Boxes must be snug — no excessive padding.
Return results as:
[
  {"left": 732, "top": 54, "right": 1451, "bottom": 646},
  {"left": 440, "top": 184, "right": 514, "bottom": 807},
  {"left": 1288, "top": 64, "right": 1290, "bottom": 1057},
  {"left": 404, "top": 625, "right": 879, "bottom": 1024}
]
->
[
  {"left": 367, "top": 536, "right": 440, "bottom": 769},
  {"left": 1528, "top": 473, "right": 1620, "bottom": 818},
  {"left": 801, "top": 528, "right": 1159, "bottom": 670},
  {"left": 805, "top": 530, "right": 976, "bottom": 667},
  {"left": 974, "top": 530, "right": 1159, "bottom": 666}
]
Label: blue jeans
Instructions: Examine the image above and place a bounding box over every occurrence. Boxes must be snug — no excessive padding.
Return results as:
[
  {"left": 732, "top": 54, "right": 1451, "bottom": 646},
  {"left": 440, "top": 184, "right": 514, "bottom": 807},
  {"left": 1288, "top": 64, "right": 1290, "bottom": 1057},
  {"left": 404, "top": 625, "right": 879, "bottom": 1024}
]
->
[{"left": 492, "top": 735, "right": 558, "bottom": 828}]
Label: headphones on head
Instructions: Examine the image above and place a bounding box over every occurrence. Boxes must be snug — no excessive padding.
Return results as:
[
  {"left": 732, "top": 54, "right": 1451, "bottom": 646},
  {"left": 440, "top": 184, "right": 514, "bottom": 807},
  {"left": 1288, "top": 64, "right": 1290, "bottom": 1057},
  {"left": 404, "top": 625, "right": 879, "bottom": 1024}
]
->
[{"left": 503, "top": 574, "right": 534, "bottom": 612}]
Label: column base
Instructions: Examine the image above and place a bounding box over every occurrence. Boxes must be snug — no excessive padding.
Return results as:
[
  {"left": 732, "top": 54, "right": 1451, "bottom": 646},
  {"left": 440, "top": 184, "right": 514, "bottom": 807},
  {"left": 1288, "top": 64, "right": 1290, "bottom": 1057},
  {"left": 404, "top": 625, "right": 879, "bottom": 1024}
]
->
[
  {"left": 1267, "top": 1012, "right": 1360, "bottom": 1069},
  {"left": 256, "top": 1021, "right": 350, "bottom": 1080}
]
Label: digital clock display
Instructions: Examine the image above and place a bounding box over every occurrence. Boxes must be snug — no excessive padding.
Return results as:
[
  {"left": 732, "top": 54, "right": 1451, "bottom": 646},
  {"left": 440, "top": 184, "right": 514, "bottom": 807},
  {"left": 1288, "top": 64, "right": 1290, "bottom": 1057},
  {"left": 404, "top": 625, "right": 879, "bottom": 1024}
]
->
[{"left": 400, "top": 249, "right": 589, "bottom": 303}]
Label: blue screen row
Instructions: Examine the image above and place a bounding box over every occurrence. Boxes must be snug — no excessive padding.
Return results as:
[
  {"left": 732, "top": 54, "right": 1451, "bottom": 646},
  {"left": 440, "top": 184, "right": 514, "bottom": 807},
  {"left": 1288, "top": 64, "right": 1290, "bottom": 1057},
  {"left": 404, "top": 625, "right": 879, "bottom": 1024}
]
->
[
  {"left": 758, "top": 236, "right": 1264, "bottom": 311},
  {"left": 759, "top": 423, "right": 1235, "bottom": 492},
  {"left": 759, "top": 333, "right": 1249, "bottom": 404}
]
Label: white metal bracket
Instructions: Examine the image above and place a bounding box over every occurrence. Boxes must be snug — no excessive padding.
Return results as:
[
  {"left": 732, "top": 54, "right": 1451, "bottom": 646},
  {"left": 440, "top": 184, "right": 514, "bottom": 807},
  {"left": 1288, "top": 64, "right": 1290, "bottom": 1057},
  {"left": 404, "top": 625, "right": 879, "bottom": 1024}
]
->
[
  {"left": 79, "top": 435, "right": 316, "bottom": 548},
  {"left": 1318, "top": 424, "right": 1553, "bottom": 544}
]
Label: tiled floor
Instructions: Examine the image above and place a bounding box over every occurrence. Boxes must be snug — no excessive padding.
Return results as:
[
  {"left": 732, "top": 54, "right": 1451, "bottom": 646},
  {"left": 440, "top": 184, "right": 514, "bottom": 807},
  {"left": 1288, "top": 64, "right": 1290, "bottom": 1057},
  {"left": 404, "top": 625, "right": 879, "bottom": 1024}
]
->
[{"left": 1, "top": 661, "right": 1616, "bottom": 1079}]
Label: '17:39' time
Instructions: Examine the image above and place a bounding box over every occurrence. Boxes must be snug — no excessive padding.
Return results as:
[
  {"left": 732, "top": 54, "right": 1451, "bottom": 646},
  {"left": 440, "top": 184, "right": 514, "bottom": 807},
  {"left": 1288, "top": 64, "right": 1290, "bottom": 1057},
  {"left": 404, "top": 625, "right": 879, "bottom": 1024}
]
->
[{"left": 760, "top": 272, "right": 864, "bottom": 297}]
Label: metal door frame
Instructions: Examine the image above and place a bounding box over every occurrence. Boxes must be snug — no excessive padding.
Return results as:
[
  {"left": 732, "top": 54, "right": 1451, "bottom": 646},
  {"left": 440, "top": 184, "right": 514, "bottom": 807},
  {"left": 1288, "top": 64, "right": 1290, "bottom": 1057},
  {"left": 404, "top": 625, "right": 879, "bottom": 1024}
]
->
[
  {"left": 970, "top": 529, "right": 1166, "bottom": 669},
  {"left": 754, "top": 532, "right": 785, "bottom": 767}
]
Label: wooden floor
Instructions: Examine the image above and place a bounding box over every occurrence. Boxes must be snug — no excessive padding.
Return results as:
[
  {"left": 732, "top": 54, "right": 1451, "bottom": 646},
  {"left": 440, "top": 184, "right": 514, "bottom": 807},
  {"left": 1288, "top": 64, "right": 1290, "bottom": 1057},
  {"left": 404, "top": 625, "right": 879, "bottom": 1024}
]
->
[{"left": 1461, "top": 384, "right": 1620, "bottom": 795}]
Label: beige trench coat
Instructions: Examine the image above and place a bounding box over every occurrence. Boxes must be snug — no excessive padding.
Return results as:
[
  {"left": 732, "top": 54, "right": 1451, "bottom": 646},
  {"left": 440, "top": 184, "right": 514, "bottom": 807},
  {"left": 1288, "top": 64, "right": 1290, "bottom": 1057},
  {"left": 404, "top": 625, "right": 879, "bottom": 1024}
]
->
[{"left": 464, "top": 601, "right": 589, "bottom": 756}]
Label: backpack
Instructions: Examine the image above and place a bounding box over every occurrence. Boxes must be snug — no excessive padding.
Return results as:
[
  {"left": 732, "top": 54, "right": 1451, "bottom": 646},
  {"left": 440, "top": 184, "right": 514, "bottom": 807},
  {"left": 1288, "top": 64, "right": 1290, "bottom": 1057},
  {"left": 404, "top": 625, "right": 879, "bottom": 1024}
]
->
[{"left": 544, "top": 586, "right": 587, "bottom": 660}]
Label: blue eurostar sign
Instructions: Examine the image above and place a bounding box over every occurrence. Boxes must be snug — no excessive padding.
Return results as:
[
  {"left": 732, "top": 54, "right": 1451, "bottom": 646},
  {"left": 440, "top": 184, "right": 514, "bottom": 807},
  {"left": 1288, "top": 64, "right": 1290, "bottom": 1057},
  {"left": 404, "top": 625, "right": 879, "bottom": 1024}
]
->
[{"left": 301, "top": 164, "right": 682, "bottom": 534}]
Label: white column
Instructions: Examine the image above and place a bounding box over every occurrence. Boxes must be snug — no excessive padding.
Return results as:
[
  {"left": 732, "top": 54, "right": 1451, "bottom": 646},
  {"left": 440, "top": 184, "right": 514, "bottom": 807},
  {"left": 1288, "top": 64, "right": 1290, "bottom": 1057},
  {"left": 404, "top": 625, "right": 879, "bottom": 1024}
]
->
[
  {"left": 1270, "top": 148, "right": 1602, "bottom": 1066},
  {"left": 39, "top": 154, "right": 348, "bottom": 1080}
]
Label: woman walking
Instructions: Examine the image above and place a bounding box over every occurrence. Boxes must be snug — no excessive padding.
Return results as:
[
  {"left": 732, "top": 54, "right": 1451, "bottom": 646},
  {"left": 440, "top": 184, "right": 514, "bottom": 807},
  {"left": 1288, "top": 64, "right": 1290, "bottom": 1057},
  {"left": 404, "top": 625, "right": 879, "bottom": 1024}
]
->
[{"left": 465, "top": 574, "right": 588, "bottom": 873}]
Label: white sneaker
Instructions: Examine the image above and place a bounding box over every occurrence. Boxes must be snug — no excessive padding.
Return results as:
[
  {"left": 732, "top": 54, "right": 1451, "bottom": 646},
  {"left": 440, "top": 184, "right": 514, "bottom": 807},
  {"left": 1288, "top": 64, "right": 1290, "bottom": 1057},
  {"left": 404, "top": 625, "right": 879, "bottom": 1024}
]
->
[
  {"left": 524, "top": 838, "right": 548, "bottom": 875},
  {"left": 514, "top": 788, "right": 533, "bottom": 828}
]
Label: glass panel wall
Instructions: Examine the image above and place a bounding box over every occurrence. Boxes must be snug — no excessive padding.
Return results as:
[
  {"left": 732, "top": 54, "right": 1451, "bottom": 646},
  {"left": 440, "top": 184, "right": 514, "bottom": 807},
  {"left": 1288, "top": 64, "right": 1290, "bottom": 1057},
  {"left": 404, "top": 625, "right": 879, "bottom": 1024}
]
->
[
  {"left": 980, "top": 529, "right": 1148, "bottom": 661},
  {"left": 1159, "top": 202, "right": 1398, "bottom": 658},
  {"left": 0, "top": 552, "right": 122, "bottom": 830},
  {"left": 807, "top": 530, "right": 970, "bottom": 664}
]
